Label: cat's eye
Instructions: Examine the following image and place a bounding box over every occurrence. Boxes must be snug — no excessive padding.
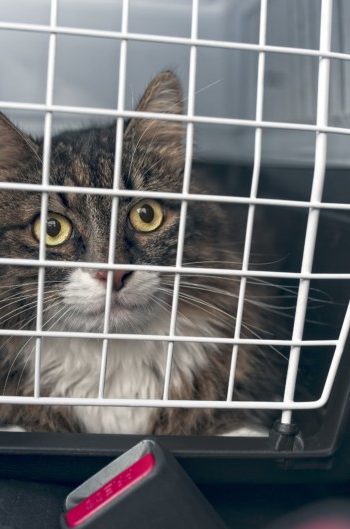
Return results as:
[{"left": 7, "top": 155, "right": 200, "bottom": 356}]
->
[
  {"left": 33, "top": 212, "right": 72, "bottom": 246},
  {"left": 129, "top": 199, "right": 164, "bottom": 233}
]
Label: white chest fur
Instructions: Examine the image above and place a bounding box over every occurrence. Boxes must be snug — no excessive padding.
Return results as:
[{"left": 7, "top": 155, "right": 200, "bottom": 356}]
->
[
  {"left": 37, "top": 337, "right": 164, "bottom": 433},
  {"left": 24, "top": 268, "right": 214, "bottom": 433},
  {"left": 28, "top": 330, "right": 210, "bottom": 434}
]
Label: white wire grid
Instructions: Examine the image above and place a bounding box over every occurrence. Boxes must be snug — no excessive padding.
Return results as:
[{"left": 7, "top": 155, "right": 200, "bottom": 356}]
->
[{"left": 0, "top": 0, "right": 349, "bottom": 424}]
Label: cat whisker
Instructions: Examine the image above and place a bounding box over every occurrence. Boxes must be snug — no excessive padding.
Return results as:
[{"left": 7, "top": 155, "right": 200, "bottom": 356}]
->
[
  {"left": 246, "top": 276, "right": 333, "bottom": 303},
  {"left": 165, "top": 280, "right": 295, "bottom": 300},
  {"left": 188, "top": 291, "right": 290, "bottom": 360},
  {"left": 159, "top": 282, "right": 288, "bottom": 361},
  {"left": 148, "top": 295, "right": 170, "bottom": 318},
  {"left": 0, "top": 301, "right": 44, "bottom": 328},
  {"left": 158, "top": 286, "right": 289, "bottom": 360},
  {"left": 15, "top": 303, "right": 74, "bottom": 396},
  {"left": 166, "top": 279, "right": 331, "bottom": 328},
  {"left": 2, "top": 298, "right": 66, "bottom": 395},
  {"left": 0, "top": 280, "right": 66, "bottom": 292},
  {"left": 165, "top": 281, "right": 297, "bottom": 312},
  {"left": 178, "top": 290, "right": 273, "bottom": 336},
  {"left": 0, "top": 287, "right": 56, "bottom": 306},
  {"left": 0, "top": 293, "right": 59, "bottom": 327},
  {"left": 0, "top": 292, "right": 41, "bottom": 310},
  {"left": 0, "top": 293, "right": 63, "bottom": 352},
  {"left": 0, "top": 298, "right": 60, "bottom": 371},
  {"left": 0, "top": 288, "right": 61, "bottom": 314},
  {"left": 183, "top": 257, "right": 289, "bottom": 268},
  {"left": 158, "top": 286, "right": 237, "bottom": 326},
  {"left": 149, "top": 293, "right": 194, "bottom": 328},
  {"left": 163, "top": 272, "right": 333, "bottom": 304},
  {"left": 246, "top": 300, "right": 332, "bottom": 327},
  {"left": 183, "top": 260, "right": 242, "bottom": 267}
]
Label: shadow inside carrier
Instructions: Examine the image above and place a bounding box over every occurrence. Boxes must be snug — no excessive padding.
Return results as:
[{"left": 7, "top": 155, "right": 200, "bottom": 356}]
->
[{"left": 196, "top": 160, "right": 350, "bottom": 447}]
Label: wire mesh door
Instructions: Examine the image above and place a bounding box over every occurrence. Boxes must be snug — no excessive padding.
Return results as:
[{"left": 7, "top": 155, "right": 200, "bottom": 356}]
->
[{"left": 0, "top": 0, "right": 349, "bottom": 460}]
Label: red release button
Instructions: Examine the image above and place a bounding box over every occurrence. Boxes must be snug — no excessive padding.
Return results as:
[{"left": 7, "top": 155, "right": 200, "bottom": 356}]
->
[{"left": 65, "top": 452, "right": 155, "bottom": 528}]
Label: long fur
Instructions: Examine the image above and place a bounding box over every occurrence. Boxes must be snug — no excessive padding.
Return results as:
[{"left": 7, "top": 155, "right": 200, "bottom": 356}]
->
[{"left": 0, "top": 71, "right": 283, "bottom": 434}]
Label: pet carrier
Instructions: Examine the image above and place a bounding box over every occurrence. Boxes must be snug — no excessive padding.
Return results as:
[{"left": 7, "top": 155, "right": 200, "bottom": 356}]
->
[{"left": 0, "top": 0, "right": 349, "bottom": 491}]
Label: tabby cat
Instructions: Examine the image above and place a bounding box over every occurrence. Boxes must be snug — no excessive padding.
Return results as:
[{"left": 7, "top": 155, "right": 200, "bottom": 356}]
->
[{"left": 0, "top": 71, "right": 281, "bottom": 434}]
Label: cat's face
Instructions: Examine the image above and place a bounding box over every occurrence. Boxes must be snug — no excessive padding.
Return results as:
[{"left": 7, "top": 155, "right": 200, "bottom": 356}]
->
[{"left": 0, "top": 71, "right": 226, "bottom": 334}]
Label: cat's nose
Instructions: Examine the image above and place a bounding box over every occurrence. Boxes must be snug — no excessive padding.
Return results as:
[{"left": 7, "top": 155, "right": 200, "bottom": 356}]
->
[{"left": 94, "top": 269, "right": 130, "bottom": 291}]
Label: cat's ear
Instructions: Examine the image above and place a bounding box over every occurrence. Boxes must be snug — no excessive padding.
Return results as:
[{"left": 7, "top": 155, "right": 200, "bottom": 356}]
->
[
  {"left": 125, "top": 70, "right": 185, "bottom": 151},
  {"left": 0, "top": 112, "right": 40, "bottom": 174}
]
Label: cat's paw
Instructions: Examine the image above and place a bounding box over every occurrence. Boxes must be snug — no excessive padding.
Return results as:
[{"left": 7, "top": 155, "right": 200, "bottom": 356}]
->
[
  {"left": 0, "top": 425, "right": 26, "bottom": 432},
  {"left": 221, "top": 425, "right": 268, "bottom": 437}
]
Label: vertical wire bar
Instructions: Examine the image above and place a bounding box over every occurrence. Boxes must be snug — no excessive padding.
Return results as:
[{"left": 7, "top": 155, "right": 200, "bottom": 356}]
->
[
  {"left": 98, "top": 0, "right": 129, "bottom": 398},
  {"left": 162, "top": 0, "right": 199, "bottom": 399},
  {"left": 34, "top": 0, "right": 58, "bottom": 397},
  {"left": 281, "top": 0, "right": 333, "bottom": 424},
  {"left": 226, "top": 0, "right": 268, "bottom": 400}
]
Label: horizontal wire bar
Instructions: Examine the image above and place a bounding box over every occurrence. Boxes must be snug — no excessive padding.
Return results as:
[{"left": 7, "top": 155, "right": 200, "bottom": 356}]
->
[
  {"left": 3, "top": 100, "right": 350, "bottom": 137},
  {"left": 0, "top": 329, "right": 339, "bottom": 346},
  {"left": 0, "top": 182, "right": 349, "bottom": 211},
  {"left": 0, "top": 21, "right": 350, "bottom": 62},
  {"left": 0, "top": 395, "right": 328, "bottom": 410},
  {"left": 0, "top": 257, "right": 348, "bottom": 279}
]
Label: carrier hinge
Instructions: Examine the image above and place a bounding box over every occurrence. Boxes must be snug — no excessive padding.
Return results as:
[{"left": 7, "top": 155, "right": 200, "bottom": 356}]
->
[{"left": 269, "top": 420, "right": 304, "bottom": 451}]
